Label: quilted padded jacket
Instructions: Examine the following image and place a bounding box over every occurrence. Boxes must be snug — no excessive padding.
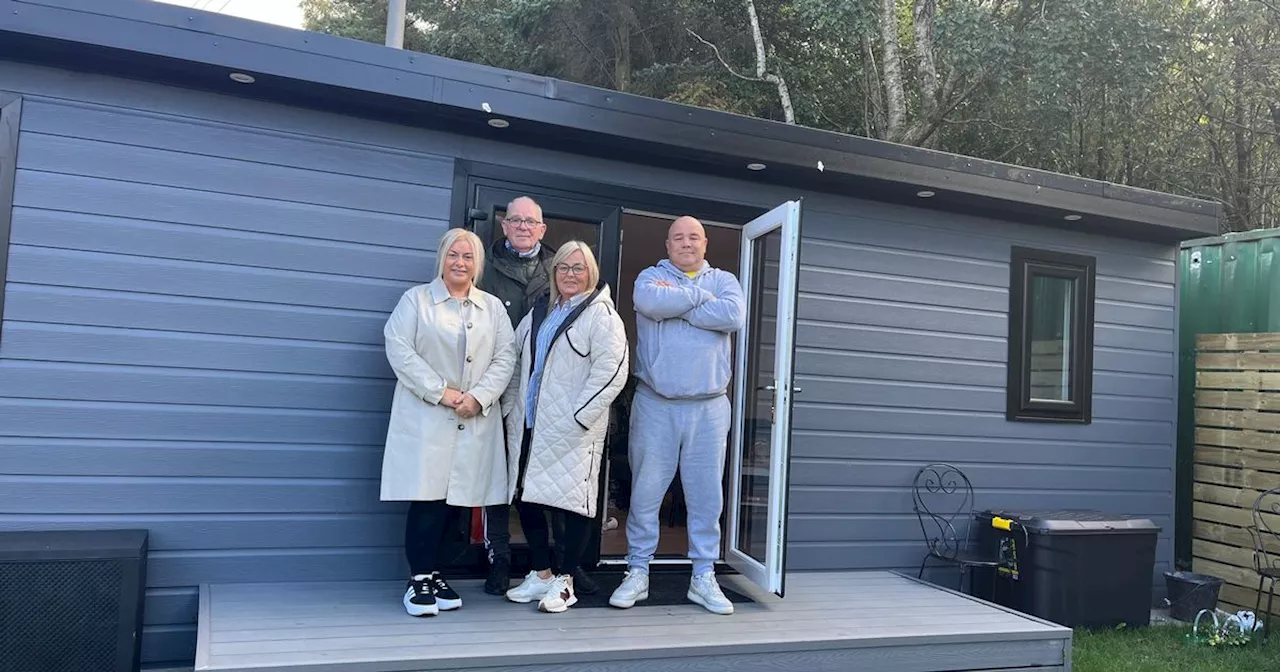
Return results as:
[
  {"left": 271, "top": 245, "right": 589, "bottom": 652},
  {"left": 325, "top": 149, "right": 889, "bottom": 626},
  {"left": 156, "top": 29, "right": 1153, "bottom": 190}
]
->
[{"left": 500, "top": 283, "right": 629, "bottom": 517}]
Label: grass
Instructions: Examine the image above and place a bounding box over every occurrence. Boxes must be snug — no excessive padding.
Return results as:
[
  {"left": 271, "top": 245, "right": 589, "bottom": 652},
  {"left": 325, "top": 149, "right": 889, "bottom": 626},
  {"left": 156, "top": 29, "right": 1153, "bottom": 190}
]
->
[{"left": 1073, "top": 623, "right": 1280, "bottom": 671}]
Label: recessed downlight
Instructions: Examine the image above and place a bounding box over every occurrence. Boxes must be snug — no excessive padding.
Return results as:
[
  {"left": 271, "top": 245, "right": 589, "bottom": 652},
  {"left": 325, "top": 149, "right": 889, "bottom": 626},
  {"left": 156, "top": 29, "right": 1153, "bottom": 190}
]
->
[
  {"left": 917, "top": 190, "right": 935, "bottom": 198},
  {"left": 229, "top": 72, "right": 256, "bottom": 84},
  {"left": 1064, "top": 214, "right": 1082, "bottom": 221},
  {"left": 487, "top": 118, "right": 510, "bottom": 128},
  {"left": 746, "top": 162, "right": 766, "bottom": 171}
]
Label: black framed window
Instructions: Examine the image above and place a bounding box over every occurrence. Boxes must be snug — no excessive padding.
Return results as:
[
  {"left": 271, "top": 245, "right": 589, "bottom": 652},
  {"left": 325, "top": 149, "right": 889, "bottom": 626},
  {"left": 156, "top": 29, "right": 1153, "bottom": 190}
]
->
[{"left": 1006, "top": 246, "right": 1095, "bottom": 423}]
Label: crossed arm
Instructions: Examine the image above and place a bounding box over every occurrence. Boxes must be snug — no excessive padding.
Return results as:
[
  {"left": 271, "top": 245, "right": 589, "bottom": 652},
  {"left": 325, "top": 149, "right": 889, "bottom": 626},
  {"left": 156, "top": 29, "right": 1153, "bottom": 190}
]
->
[{"left": 632, "top": 267, "right": 746, "bottom": 333}]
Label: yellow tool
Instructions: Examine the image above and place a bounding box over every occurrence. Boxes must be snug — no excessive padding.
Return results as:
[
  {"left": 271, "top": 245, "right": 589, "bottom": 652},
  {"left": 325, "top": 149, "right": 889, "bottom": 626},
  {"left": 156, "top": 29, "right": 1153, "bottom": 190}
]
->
[{"left": 992, "top": 516, "right": 1014, "bottom": 531}]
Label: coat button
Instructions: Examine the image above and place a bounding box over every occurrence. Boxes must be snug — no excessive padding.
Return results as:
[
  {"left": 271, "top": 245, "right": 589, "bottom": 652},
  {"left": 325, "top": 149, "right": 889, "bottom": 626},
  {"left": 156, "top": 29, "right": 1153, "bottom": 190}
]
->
[
  {"left": 505, "top": 300, "right": 511, "bottom": 306},
  {"left": 457, "top": 424, "right": 465, "bottom": 430},
  {"left": 466, "top": 322, "right": 473, "bottom": 328},
  {"left": 466, "top": 355, "right": 473, "bottom": 362}
]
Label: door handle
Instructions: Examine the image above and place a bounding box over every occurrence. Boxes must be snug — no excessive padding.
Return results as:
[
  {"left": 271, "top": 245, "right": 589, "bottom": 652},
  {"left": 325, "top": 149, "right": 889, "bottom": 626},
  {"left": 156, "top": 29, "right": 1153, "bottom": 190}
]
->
[{"left": 759, "top": 384, "right": 801, "bottom": 393}]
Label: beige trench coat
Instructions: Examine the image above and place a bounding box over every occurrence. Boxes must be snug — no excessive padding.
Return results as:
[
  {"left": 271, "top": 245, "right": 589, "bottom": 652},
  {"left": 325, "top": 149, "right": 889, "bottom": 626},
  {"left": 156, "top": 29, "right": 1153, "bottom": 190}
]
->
[
  {"left": 379, "top": 277, "right": 517, "bottom": 506},
  {"left": 500, "top": 284, "right": 629, "bottom": 518}
]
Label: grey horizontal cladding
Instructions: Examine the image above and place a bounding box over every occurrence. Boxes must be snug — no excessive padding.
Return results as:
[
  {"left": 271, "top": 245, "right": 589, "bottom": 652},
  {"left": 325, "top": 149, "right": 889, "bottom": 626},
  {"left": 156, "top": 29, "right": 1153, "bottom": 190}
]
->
[
  {"left": 800, "top": 267, "right": 1006, "bottom": 313},
  {"left": 0, "top": 475, "right": 391, "bottom": 515},
  {"left": 796, "top": 294, "right": 1171, "bottom": 353},
  {"left": 791, "top": 431, "right": 1174, "bottom": 468},
  {"left": 800, "top": 210, "right": 1176, "bottom": 284},
  {"left": 789, "top": 486, "right": 1171, "bottom": 518},
  {"left": 10, "top": 207, "right": 440, "bottom": 283},
  {"left": 792, "top": 376, "right": 1171, "bottom": 422},
  {"left": 146, "top": 548, "right": 407, "bottom": 587},
  {"left": 0, "top": 361, "right": 393, "bottom": 412},
  {"left": 141, "top": 624, "right": 196, "bottom": 666},
  {"left": 790, "top": 459, "right": 1171, "bottom": 493},
  {"left": 789, "top": 539, "right": 1173, "bottom": 573},
  {"left": 794, "top": 349, "right": 1173, "bottom": 398},
  {"left": 0, "top": 398, "right": 389, "bottom": 445},
  {"left": 1, "top": 323, "right": 388, "bottom": 378},
  {"left": 801, "top": 265, "right": 1171, "bottom": 330},
  {"left": 0, "top": 439, "right": 381, "bottom": 479},
  {"left": 17, "top": 132, "right": 449, "bottom": 217},
  {"left": 15, "top": 170, "right": 445, "bottom": 251},
  {"left": 20, "top": 98, "right": 453, "bottom": 187},
  {"left": 5, "top": 285, "right": 389, "bottom": 346},
  {"left": 8, "top": 245, "right": 412, "bottom": 313},
  {"left": 0, "top": 513, "right": 404, "bottom": 552},
  {"left": 793, "top": 404, "right": 1172, "bottom": 445},
  {"left": 144, "top": 587, "right": 200, "bottom": 625},
  {"left": 788, "top": 513, "right": 1174, "bottom": 544},
  {"left": 795, "top": 323, "right": 1172, "bottom": 376}
]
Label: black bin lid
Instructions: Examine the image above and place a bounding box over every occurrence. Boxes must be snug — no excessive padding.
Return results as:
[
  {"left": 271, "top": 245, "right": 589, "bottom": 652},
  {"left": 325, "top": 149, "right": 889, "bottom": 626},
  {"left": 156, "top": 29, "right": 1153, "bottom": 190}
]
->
[{"left": 979, "top": 509, "right": 1161, "bottom": 535}]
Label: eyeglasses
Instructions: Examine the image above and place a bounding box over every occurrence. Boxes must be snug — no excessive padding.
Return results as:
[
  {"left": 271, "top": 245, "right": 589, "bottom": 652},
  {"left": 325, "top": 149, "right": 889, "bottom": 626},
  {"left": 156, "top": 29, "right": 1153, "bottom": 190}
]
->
[
  {"left": 503, "top": 216, "right": 543, "bottom": 229},
  {"left": 555, "top": 263, "right": 587, "bottom": 276}
]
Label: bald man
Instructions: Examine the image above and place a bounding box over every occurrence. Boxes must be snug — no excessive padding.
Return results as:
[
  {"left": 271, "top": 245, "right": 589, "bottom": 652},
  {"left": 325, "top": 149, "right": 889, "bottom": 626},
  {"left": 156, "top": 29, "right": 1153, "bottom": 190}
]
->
[{"left": 609, "top": 216, "right": 746, "bottom": 615}]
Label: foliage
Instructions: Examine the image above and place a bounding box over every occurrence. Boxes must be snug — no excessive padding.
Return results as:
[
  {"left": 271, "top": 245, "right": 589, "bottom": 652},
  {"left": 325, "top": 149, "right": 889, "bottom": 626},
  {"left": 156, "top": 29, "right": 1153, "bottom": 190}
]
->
[
  {"left": 1073, "top": 623, "right": 1279, "bottom": 672},
  {"left": 300, "top": 0, "right": 1280, "bottom": 232}
]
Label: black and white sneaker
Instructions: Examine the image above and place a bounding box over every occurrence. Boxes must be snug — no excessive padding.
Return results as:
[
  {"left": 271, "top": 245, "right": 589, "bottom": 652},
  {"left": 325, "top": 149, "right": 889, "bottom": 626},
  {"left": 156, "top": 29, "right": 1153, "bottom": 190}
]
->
[
  {"left": 430, "top": 572, "right": 462, "bottom": 611},
  {"left": 403, "top": 574, "right": 438, "bottom": 617}
]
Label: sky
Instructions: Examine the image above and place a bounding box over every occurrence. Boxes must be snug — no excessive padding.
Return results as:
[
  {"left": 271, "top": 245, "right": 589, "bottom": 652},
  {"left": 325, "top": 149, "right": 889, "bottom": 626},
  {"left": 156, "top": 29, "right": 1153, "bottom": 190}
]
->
[{"left": 152, "top": 0, "right": 304, "bottom": 29}]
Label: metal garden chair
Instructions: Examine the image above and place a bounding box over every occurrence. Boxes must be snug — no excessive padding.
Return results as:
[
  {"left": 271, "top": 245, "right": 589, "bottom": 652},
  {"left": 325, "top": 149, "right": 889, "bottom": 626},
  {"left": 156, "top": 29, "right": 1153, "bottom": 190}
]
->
[
  {"left": 912, "top": 463, "right": 999, "bottom": 596},
  {"left": 1247, "top": 485, "right": 1280, "bottom": 641}
]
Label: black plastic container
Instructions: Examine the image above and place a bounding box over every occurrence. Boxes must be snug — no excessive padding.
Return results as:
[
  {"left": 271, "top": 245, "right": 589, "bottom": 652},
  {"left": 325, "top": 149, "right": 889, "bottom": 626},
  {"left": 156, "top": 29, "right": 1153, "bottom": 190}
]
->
[
  {"left": 973, "top": 509, "right": 1161, "bottom": 628},
  {"left": 1164, "top": 570, "right": 1224, "bottom": 622}
]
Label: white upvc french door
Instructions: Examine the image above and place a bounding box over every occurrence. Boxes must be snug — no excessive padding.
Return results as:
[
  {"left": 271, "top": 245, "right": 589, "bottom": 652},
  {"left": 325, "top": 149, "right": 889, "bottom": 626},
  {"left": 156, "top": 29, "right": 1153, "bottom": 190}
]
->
[{"left": 725, "top": 199, "right": 803, "bottom": 597}]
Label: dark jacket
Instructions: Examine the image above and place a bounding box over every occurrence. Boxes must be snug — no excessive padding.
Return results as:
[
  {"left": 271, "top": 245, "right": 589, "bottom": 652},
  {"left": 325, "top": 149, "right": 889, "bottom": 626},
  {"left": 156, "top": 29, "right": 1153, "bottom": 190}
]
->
[{"left": 479, "top": 238, "right": 554, "bottom": 327}]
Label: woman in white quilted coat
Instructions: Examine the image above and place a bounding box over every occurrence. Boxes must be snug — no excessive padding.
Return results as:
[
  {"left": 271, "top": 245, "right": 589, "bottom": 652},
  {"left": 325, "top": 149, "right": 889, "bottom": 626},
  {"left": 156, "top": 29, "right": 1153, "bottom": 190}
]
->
[{"left": 500, "top": 240, "right": 629, "bottom": 613}]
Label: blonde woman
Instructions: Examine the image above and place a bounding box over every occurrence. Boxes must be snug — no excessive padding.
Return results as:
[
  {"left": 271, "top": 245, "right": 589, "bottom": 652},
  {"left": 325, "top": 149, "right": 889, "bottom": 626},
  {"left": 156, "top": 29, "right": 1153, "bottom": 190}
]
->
[
  {"left": 500, "top": 240, "right": 629, "bottom": 613},
  {"left": 380, "top": 227, "right": 517, "bottom": 618}
]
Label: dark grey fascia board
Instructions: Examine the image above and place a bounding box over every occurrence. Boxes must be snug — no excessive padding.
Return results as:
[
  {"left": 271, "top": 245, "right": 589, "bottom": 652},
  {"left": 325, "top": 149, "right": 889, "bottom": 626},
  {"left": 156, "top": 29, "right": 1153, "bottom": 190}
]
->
[{"left": 1, "top": 0, "right": 1221, "bottom": 237}]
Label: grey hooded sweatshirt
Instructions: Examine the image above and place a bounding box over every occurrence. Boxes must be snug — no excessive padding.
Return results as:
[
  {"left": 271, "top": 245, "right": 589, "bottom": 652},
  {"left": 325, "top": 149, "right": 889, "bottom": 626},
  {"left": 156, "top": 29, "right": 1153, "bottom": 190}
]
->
[{"left": 631, "top": 259, "right": 746, "bottom": 400}]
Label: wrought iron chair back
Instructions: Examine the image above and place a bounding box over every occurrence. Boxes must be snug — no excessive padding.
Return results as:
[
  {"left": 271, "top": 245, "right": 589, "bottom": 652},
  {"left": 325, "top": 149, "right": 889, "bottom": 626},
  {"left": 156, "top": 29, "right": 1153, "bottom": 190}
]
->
[
  {"left": 1249, "top": 486, "right": 1280, "bottom": 577},
  {"left": 911, "top": 463, "right": 976, "bottom": 562}
]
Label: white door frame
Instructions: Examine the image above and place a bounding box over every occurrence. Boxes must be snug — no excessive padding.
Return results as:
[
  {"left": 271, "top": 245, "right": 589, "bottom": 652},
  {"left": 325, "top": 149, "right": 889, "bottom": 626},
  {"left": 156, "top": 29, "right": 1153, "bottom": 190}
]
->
[{"left": 725, "top": 199, "right": 803, "bottom": 596}]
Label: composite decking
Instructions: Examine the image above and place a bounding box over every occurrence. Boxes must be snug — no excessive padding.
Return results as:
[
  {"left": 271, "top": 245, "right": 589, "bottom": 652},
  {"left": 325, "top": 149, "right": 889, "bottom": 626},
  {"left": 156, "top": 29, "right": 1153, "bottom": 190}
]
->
[{"left": 195, "top": 570, "right": 1072, "bottom": 672}]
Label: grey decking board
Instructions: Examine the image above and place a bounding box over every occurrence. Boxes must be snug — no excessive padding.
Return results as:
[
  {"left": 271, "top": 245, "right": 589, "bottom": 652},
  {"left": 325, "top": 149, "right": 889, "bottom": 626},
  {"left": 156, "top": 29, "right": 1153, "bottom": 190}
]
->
[
  {"left": 198, "top": 572, "right": 1069, "bottom": 672},
  {"left": 206, "top": 639, "right": 1065, "bottom": 672},
  {"left": 213, "top": 613, "right": 1042, "bottom": 655}
]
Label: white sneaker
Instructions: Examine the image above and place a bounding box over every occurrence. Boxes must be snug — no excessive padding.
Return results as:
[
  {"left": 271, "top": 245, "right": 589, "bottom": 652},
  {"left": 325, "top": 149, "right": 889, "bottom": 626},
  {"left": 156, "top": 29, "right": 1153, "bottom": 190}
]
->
[
  {"left": 608, "top": 568, "right": 650, "bottom": 608},
  {"left": 506, "top": 570, "right": 556, "bottom": 603},
  {"left": 537, "top": 575, "right": 577, "bottom": 613},
  {"left": 688, "top": 572, "right": 734, "bottom": 615}
]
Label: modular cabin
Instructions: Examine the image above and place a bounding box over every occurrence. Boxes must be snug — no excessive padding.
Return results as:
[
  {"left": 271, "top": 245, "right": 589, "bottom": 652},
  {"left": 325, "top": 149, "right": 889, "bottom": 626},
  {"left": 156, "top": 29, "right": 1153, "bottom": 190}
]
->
[{"left": 0, "top": 1, "right": 1220, "bottom": 671}]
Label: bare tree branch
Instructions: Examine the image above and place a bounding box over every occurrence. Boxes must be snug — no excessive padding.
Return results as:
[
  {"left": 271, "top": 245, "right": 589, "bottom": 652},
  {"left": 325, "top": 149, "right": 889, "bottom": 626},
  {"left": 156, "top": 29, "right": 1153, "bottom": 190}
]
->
[
  {"left": 687, "top": 28, "right": 763, "bottom": 83},
  {"left": 745, "top": 0, "right": 794, "bottom": 124},
  {"left": 687, "top": 0, "right": 794, "bottom": 124}
]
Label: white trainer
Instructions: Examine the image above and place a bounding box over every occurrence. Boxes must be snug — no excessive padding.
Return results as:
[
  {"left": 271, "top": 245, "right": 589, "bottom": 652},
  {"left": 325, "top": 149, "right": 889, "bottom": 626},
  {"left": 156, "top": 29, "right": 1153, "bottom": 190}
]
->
[
  {"left": 537, "top": 575, "right": 577, "bottom": 613},
  {"left": 608, "top": 568, "right": 650, "bottom": 608},
  {"left": 688, "top": 572, "right": 734, "bottom": 615},
  {"left": 506, "top": 570, "right": 556, "bottom": 604}
]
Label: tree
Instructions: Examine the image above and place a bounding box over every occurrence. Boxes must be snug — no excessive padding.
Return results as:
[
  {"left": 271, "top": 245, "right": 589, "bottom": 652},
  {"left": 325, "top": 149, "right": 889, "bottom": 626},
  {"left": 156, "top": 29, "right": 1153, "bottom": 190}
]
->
[{"left": 302, "top": 0, "right": 1280, "bottom": 230}]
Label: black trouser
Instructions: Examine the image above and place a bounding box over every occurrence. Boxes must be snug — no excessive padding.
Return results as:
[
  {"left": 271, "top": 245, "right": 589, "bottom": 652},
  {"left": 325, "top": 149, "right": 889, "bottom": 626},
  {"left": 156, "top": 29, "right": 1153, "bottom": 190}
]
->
[
  {"left": 516, "top": 500, "right": 592, "bottom": 576},
  {"left": 486, "top": 428, "right": 567, "bottom": 565},
  {"left": 512, "top": 427, "right": 590, "bottom": 576},
  {"left": 404, "top": 499, "right": 457, "bottom": 576}
]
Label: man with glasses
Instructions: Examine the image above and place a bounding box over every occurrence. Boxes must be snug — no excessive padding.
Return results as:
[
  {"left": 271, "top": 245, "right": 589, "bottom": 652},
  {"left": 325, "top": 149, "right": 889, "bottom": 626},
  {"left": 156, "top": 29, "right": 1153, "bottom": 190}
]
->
[{"left": 477, "top": 196, "right": 600, "bottom": 597}]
